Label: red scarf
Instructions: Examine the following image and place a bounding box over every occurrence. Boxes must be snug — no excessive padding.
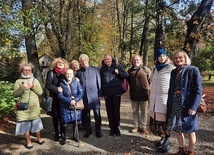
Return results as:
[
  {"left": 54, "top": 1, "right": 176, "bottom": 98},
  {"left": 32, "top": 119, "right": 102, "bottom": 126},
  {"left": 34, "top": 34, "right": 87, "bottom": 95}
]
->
[{"left": 53, "top": 67, "right": 66, "bottom": 75}]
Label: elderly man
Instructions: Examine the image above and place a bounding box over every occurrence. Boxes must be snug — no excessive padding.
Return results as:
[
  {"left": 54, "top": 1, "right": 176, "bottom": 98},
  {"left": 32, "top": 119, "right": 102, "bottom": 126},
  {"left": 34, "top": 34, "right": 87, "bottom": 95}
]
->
[
  {"left": 76, "top": 54, "right": 102, "bottom": 138},
  {"left": 100, "top": 54, "right": 128, "bottom": 136}
]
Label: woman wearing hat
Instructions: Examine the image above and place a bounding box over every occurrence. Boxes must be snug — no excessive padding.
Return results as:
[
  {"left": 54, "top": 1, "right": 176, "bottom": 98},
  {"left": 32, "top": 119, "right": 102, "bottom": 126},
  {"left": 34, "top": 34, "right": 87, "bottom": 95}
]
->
[{"left": 149, "top": 49, "right": 175, "bottom": 153}]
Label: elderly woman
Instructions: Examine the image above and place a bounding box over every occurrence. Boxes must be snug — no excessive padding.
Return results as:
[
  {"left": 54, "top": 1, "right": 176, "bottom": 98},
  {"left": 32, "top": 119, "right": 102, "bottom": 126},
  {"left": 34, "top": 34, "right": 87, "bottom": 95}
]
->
[
  {"left": 13, "top": 62, "right": 44, "bottom": 149},
  {"left": 45, "top": 57, "right": 69, "bottom": 141},
  {"left": 58, "top": 69, "right": 84, "bottom": 145},
  {"left": 70, "top": 60, "right": 80, "bottom": 76},
  {"left": 166, "top": 50, "right": 202, "bottom": 155}
]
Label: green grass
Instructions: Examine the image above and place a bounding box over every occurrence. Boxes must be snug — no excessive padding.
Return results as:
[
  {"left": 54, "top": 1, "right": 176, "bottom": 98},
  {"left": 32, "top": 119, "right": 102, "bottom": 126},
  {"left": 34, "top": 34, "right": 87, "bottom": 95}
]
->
[{"left": 202, "top": 75, "right": 214, "bottom": 86}]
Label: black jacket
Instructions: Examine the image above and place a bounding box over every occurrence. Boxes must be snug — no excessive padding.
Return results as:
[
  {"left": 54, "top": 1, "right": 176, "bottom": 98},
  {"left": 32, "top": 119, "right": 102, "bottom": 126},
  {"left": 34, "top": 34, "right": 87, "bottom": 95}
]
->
[{"left": 100, "top": 59, "right": 128, "bottom": 96}]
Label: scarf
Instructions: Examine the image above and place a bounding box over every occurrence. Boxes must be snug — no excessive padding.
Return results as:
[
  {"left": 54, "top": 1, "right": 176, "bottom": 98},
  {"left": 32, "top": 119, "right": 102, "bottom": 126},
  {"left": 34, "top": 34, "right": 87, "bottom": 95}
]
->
[
  {"left": 21, "top": 73, "right": 34, "bottom": 83},
  {"left": 155, "top": 64, "right": 168, "bottom": 71},
  {"left": 53, "top": 66, "right": 66, "bottom": 75}
]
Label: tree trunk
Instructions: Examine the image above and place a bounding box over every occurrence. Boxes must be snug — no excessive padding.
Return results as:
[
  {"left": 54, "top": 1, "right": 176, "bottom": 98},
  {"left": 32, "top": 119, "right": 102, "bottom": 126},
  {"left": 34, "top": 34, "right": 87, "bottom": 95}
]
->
[
  {"left": 183, "top": 0, "right": 214, "bottom": 60},
  {"left": 139, "top": 0, "right": 150, "bottom": 66},
  {"left": 22, "top": 0, "right": 44, "bottom": 87},
  {"left": 154, "top": 0, "right": 166, "bottom": 60}
]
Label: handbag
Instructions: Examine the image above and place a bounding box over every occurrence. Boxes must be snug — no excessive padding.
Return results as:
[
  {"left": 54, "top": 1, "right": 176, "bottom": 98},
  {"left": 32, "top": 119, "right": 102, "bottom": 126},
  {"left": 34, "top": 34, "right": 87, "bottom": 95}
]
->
[
  {"left": 189, "top": 67, "right": 207, "bottom": 113},
  {"left": 122, "top": 79, "right": 128, "bottom": 94},
  {"left": 197, "top": 94, "right": 207, "bottom": 113},
  {"left": 17, "top": 102, "right": 29, "bottom": 110},
  {"left": 17, "top": 89, "right": 32, "bottom": 110},
  {"left": 40, "top": 96, "right": 53, "bottom": 112},
  {"left": 67, "top": 83, "right": 84, "bottom": 110}
]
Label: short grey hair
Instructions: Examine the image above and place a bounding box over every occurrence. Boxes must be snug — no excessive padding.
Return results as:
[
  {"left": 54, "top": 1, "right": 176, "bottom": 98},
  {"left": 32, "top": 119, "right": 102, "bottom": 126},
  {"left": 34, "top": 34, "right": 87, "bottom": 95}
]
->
[{"left": 79, "top": 54, "right": 89, "bottom": 61}]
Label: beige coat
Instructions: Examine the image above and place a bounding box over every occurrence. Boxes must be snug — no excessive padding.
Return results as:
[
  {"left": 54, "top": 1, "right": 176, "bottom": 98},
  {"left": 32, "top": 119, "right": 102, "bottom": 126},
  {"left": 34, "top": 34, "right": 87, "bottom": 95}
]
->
[{"left": 13, "top": 78, "right": 43, "bottom": 122}]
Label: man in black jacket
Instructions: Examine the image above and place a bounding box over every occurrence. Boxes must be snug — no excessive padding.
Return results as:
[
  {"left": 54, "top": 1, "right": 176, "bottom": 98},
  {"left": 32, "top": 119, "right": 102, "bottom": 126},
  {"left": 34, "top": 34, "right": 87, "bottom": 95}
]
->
[{"left": 100, "top": 54, "right": 128, "bottom": 136}]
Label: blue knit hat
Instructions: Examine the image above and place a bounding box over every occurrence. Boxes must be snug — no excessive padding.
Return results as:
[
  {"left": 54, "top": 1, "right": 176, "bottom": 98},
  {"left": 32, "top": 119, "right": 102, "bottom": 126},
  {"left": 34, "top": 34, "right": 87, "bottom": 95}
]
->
[{"left": 155, "top": 49, "right": 167, "bottom": 60}]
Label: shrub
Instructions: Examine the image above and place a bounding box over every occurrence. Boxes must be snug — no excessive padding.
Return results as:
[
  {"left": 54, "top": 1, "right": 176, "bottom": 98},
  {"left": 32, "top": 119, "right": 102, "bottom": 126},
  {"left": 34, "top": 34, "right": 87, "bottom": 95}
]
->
[{"left": 0, "top": 81, "right": 17, "bottom": 121}]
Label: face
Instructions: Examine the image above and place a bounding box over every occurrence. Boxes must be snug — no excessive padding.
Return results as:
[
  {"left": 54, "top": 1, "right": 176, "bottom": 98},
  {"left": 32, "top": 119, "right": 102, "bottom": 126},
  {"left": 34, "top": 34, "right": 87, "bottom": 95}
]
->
[
  {"left": 56, "top": 60, "right": 65, "bottom": 69},
  {"left": 65, "top": 70, "right": 74, "bottom": 81},
  {"left": 79, "top": 57, "right": 89, "bottom": 68},
  {"left": 158, "top": 54, "right": 167, "bottom": 64},
  {"left": 22, "top": 66, "right": 32, "bottom": 76},
  {"left": 71, "top": 63, "right": 79, "bottom": 71},
  {"left": 104, "top": 55, "right": 112, "bottom": 67},
  {"left": 173, "top": 52, "right": 186, "bottom": 66},
  {"left": 132, "top": 56, "right": 142, "bottom": 68}
]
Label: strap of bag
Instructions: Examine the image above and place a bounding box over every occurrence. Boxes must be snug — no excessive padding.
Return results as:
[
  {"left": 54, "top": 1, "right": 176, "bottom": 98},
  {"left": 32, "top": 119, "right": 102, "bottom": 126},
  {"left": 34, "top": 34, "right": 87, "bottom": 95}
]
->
[
  {"left": 19, "top": 78, "right": 34, "bottom": 104},
  {"left": 67, "top": 82, "right": 72, "bottom": 94}
]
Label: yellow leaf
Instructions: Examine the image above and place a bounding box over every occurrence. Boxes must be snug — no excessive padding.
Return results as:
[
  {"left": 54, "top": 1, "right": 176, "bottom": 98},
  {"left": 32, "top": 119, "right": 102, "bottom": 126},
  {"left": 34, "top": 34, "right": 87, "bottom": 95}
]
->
[{"left": 193, "top": 20, "right": 199, "bottom": 25}]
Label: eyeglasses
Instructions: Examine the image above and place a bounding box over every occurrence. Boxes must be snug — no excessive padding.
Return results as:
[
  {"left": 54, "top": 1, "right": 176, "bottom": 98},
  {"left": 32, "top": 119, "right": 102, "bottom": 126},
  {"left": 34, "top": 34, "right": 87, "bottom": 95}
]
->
[{"left": 23, "top": 70, "right": 32, "bottom": 72}]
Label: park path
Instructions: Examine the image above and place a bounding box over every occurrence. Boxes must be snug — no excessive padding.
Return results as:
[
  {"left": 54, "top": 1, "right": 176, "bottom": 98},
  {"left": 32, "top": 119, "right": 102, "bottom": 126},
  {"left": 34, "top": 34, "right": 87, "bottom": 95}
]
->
[{"left": 0, "top": 92, "right": 214, "bottom": 155}]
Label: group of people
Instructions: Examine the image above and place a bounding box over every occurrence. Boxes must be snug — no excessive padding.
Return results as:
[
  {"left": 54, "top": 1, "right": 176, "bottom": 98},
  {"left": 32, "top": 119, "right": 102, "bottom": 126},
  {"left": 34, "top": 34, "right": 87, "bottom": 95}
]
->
[{"left": 13, "top": 50, "right": 202, "bottom": 155}]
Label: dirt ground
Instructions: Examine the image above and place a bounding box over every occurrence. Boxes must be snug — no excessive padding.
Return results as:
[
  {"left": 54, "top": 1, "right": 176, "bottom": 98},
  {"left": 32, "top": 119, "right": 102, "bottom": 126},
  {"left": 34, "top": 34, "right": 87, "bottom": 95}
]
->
[{"left": 0, "top": 86, "right": 213, "bottom": 155}]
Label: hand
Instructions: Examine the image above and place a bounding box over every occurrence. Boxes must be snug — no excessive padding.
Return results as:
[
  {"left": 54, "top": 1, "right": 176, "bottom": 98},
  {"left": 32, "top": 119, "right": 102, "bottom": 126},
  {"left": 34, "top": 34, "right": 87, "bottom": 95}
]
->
[
  {"left": 70, "top": 99, "right": 76, "bottom": 106},
  {"left": 188, "top": 109, "right": 196, "bottom": 115},
  {"left": 58, "top": 87, "right": 63, "bottom": 92},
  {"left": 114, "top": 69, "right": 119, "bottom": 74}
]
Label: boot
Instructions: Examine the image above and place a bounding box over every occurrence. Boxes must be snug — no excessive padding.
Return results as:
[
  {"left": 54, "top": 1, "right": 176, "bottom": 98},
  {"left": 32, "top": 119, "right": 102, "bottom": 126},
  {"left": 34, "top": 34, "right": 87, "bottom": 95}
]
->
[
  {"left": 73, "top": 123, "right": 79, "bottom": 142},
  {"left": 60, "top": 125, "right": 67, "bottom": 145},
  {"left": 156, "top": 136, "right": 165, "bottom": 147},
  {"left": 157, "top": 134, "right": 170, "bottom": 153}
]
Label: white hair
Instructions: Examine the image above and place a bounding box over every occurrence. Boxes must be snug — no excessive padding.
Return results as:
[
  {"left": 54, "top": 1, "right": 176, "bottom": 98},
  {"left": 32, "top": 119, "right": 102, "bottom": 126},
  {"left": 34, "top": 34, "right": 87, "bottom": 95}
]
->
[{"left": 79, "top": 54, "right": 89, "bottom": 61}]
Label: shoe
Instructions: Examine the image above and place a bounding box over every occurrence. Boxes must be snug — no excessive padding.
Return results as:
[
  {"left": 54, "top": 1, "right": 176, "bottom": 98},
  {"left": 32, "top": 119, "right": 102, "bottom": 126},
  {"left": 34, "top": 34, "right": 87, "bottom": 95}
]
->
[
  {"left": 156, "top": 137, "right": 165, "bottom": 147},
  {"left": 38, "top": 140, "right": 45, "bottom": 145},
  {"left": 73, "top": 137, "right": 79, "bottom": 142},
  {"left": 96, "top": 132, "right": 102, "bottom": 138},
  {"left": 25, "top": 145, "right": 33, "bottom": 149},
  {"left": 60, "top": 140, "right": 66, "bottom": 145},
  {"left": 54, "top": 135, "right": 59, "bottom": 141},
  {"left": 168, "top": 147, "right": 187, "bottom": 155},
  {"left": 141, "top": 129, "right": 150, "bottom": 135},
  {"left": 115, "top": 131, "right": 121, "bottom": 136},
  {"left": 109, "top": 131, "right": 114, "bottom": 136},
  {"left": 186, "top": 151, "right": 195, "bottom": 155},
  {"left": 131, "top": 127, "right": 138, "bottom": 133},
  {"left": 157, "top": 134, "right": 170, "bottom": 153},
  {"left": 83, "top": 131, "right": 92, "bottom": 138}
]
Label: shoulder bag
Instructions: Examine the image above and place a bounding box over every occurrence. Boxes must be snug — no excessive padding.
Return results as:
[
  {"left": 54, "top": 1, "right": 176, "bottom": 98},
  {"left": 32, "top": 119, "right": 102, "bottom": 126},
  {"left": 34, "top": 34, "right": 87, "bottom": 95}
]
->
[
  {"left": 67, "top": 83, "right": 84, "bottom": 110},
  {"left": 189, "top": 66, "right": 207, "bottom": 113}
]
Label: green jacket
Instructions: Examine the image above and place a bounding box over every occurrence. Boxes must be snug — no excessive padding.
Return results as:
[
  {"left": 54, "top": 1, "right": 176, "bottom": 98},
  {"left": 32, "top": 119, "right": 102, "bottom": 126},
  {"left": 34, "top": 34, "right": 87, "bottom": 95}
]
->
[{"left": 13, "top": 78, "right": 43, "bottom": 122}]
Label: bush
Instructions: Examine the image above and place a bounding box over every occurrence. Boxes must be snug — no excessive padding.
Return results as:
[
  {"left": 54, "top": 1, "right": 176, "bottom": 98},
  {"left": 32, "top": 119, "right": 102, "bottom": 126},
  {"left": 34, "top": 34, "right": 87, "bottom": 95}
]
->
[{"left": 0, "top": 81, "right": 17, "bottom": 121}]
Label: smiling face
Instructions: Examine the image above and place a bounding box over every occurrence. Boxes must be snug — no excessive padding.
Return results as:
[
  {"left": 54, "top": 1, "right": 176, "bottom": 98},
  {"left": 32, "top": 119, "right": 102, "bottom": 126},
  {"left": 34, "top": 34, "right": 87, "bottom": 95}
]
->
[
  {"left": 56, "top": 60, "right": 65, "bottom": 69},
  {"left": 65, "top": 69, "right": 74, "bottom": 82},
  {"left": 22, "top": 66, "right": 32, "bottom": 76},
  {"left": 132, "top": 55, "right": 142, "bottom": 68},
  {"left": 79, "top": 57, "right": 89, "bottom": 68},
  {"left": 104, "top": 54, "right": 112, "bottom": 67},
  {"left": 158, "top": 54, "right": 167, "bottom": 64},
  {"left": 173, "top": 52, "right": 186, "bottom": 66}
]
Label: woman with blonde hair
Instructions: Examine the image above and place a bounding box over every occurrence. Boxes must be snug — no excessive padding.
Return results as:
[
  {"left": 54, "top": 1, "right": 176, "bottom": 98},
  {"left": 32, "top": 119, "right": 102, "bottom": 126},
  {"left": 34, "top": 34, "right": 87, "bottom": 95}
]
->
[
  {"left": 166, "top": 50, "right": 202, "bottom": 155},
  {"left": 70, "top": 60, "right": 80, "bottom": 76},
  {"left": 45, "top": 57, "right": 69, "bottom": 141},
  {"left": 13, "top": 62, "right": 44, "bottom": 149}
]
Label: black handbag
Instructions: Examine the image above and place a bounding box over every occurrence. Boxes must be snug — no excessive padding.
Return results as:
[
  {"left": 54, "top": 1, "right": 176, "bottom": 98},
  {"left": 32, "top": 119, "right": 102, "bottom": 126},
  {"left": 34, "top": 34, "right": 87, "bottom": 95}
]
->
[
  {"left": 17, "top": 84, "right": 32, "bottom": 111},
  {"left": 17, "top": 102, "right": 29, "bottom": 110}
]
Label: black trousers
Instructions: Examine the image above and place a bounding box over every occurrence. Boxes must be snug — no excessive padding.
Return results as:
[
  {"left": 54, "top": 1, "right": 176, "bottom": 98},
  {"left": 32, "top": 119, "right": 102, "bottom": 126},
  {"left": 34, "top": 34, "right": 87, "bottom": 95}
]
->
[
  {"left": 105, "top": 96, "right": 121, "bottom": 133},
  {"left": 82, "top": 108, "right": 102, "bottom": 133}
]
